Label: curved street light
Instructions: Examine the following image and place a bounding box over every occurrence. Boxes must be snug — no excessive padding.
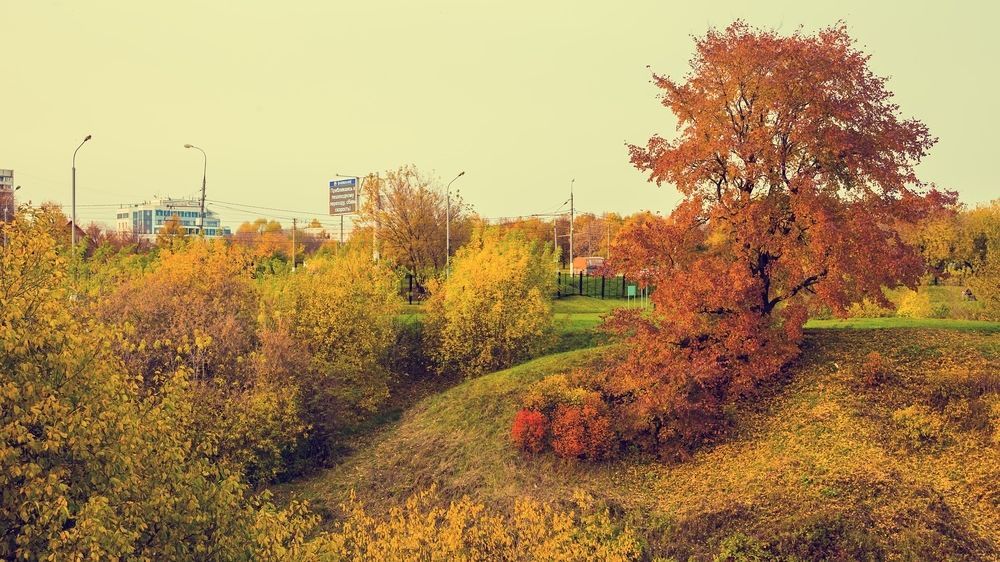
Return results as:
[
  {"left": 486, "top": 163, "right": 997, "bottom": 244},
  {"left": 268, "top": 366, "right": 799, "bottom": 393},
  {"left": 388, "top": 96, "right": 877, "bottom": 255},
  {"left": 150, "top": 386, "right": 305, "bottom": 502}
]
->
[
  {"left": 71, "top": 134, "right": 92, "bottom": 254},
  {"left": 184, "top": 144, "right": 207, "bottom": 236},
  {"left": 445, "top": 171, "right": 465, "bottom": 278}
]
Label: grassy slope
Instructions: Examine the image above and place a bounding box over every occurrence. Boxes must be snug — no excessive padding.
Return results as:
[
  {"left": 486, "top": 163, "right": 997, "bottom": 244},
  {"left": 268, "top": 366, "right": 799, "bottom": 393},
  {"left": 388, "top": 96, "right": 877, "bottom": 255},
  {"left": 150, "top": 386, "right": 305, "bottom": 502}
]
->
[{"left": 280, "top": 328, "right": 999, "bottom": 560}]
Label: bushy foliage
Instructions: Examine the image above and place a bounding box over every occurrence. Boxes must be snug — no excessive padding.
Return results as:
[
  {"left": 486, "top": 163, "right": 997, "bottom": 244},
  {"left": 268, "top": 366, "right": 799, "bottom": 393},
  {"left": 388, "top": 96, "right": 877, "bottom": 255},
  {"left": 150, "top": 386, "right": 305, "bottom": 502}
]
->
[
  {"left": 510, "top": 409, "right": 547, "bottom": 453},
  {"left": 100, "top": 239, "right": 259, "bottom": 382},
  {"left": 318, "top": 486, "right": 642, "bottom": 560},
  {"left": 425, "top": 228, "right": 555, "bottom": 378},
  {"left": 550, "top": 403, "right": 614, "bottom": 460},
  {"left": 97, "top": 239, "right": 303, "bottom": 485},
  {"left": 513, "top": 372, "right": 617, "bottom": 460},
  {"left": 847, "top": 297, "right": 894, "bottom": 318},
  {"left": 859, "top": 351, "right": 891, "bottom": 387},
  {"left": 264, "top": 249, "right": 400, "bottom": 462},
  {"left": 895, "top": 288, "right": 934, "bottom": 318},
  {"left": 0, "top": 208, "right": 323, "bottom": 559},
  {"left": 892, "top": 405, "right": 947, "bottom": 449}
]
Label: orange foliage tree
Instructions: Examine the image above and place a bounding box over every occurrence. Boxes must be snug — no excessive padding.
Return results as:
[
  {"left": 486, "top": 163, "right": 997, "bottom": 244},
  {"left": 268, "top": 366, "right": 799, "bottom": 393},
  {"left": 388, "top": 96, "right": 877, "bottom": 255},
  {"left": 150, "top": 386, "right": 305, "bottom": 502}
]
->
[{"left": 598, "top": 22, "right": 952, "bottom": 455}]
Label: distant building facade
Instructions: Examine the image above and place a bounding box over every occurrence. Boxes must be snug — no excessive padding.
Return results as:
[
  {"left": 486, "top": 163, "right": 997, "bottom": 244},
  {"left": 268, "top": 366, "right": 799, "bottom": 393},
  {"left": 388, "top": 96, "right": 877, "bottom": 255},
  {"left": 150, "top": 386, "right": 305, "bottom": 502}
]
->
[
  {"left": 0, "top": 169, "right": 13, "bottom": 193},
  {"left": 116, "top": 197, "right": 231, "bottom": 241},
  {"left": 0, "top": 169, "right": 14, "bottom": 221},
  {"left": 572, "top": 256, "right": 606, "bottom": 274}
]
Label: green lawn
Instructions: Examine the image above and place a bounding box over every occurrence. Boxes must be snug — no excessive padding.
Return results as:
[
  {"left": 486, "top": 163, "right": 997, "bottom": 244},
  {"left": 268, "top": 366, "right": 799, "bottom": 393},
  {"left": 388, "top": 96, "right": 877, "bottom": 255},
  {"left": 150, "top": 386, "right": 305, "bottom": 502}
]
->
[
  {"left": 401, "top": 295, "right": 1000, "bottom": 336},
  {"left": 805, "top": 316, "right": 1000, "bottom": 332}
]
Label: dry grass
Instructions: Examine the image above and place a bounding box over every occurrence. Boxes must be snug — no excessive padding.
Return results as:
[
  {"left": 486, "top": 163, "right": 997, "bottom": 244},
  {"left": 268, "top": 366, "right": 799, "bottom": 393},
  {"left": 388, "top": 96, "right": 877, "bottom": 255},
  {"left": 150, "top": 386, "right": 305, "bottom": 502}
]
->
[{"left": 276, "top": 329, "right": 1000, "bottom": 560}]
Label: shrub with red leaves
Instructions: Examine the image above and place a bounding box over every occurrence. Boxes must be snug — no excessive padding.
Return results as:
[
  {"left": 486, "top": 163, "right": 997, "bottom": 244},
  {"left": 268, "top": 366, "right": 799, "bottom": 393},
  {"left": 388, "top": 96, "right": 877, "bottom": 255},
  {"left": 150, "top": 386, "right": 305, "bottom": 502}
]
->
[
  {"left": 550, "top": 403, "right": 614, "bottom": 460},
  {"left": 510, "top": 409, "right": 547, "bottom": 453}
]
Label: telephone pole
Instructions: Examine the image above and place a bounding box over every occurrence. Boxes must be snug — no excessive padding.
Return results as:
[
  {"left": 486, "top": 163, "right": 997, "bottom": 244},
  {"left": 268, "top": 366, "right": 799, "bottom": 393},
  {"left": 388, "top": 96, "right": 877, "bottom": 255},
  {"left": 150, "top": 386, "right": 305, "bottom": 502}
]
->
[
  {"left": 291, "top": 218, "right": 297, "bottom": 272},
  {"left": 184, "top": 144, "right": 207, "bottom": 236},
  {"left": 569, "top": 179, "right": 575, "bottom": 275}
]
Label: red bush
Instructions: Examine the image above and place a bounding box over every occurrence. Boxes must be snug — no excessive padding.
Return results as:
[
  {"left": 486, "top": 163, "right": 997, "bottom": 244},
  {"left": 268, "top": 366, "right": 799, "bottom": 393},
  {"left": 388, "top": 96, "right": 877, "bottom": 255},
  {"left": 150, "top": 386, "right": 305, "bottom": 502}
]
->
[
  {"left": 511, "top": 409, "right": 547, "bottom": 453},
  {"left": 550, "top": 404, "right": 614, "bottom": 460}
]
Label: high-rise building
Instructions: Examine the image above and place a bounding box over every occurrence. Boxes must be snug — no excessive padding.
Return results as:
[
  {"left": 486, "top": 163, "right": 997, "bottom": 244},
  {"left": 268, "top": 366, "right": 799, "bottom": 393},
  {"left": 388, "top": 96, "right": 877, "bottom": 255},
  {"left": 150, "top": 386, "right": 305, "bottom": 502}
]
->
[
  {"left": 0, "top": 169, "right": 14, "bottom": 222},
  {"left": 0, "top": 169, "right": 13, "bottom": 192},
  {"left": 116, "top": 197, "right": 231, "bottom": 241}
]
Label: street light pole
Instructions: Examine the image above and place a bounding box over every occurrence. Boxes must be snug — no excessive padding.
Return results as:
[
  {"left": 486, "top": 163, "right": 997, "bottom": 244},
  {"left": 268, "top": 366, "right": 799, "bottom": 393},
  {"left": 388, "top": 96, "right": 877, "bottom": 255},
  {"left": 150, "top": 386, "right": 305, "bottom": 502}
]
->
[
  {"left": 445, "top": 171, "right": 465, "bottom": 278},
  {"left": 71, "top": 135, "right": 92, "bottom": 255},
  {"left": 184, "top": 144, "right": 207, "bottom": 236},
  {"left": 2, "top": 186, "right": 20, "bottom": 251}
]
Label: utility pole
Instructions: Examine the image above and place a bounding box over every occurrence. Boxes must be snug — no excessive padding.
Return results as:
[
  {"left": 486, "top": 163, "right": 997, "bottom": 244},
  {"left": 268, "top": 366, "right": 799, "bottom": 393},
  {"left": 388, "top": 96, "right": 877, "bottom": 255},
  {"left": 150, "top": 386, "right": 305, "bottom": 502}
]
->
[
  {"left": 553, "top": 220, "right": 558, "bottom": 263},
  {"left": 606, "top": 217, "right": 611, "bottom": 259},
  {"left": 291, "top": 218, "right": 297, "bottom": 272},
  {"left": 184, "top": 144, "right": 207, "bottom": 236},
  {"left": 372, "top": 173, "right": 381, "bottom": 263},
  {"left": 569, "top": 179, "right": 575, "bottom": 275}
]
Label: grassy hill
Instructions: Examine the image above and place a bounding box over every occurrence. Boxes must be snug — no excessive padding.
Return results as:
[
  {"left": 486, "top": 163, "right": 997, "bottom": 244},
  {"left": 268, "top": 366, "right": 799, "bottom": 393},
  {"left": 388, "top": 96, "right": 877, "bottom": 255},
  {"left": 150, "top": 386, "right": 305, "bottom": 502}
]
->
[{"left": 279, "top": 327, "right": 999, "bottom": 560}]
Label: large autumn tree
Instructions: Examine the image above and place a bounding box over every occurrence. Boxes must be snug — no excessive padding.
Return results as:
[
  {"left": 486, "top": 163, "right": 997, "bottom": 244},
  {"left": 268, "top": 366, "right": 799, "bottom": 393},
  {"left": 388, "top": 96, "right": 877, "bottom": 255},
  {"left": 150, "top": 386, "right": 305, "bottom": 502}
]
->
[
  {"left": 358, "top": 165, "right": 473, "bottom": 280},
  {"left": 603, "top": 22, "right": 952, "bottom": 454}
]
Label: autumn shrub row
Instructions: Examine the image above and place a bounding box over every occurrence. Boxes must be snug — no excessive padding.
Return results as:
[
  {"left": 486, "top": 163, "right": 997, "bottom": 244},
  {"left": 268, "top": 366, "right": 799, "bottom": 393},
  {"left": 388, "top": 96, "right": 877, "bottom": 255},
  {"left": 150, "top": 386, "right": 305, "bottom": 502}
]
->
[
  {"left": 0, "top": 209, "right": 329, "bottom": 559},
  {"left": 314, "top": 486, "right": 641, "bottom": 561}
]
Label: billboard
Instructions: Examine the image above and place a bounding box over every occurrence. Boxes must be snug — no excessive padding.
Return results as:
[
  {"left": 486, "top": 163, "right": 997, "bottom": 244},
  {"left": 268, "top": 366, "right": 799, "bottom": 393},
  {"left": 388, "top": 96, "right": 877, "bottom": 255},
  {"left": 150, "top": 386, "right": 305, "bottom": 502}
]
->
[{"left": 329, "top": 177, "right": 358, "bottom": 215}]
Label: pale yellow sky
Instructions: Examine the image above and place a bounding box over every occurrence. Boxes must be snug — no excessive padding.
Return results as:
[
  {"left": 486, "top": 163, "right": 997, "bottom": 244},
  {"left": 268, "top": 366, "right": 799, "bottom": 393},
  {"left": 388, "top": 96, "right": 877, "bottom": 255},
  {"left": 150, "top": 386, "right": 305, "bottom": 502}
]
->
[{"left": 2, "top": 1, "right": 997, "bottom": 230}]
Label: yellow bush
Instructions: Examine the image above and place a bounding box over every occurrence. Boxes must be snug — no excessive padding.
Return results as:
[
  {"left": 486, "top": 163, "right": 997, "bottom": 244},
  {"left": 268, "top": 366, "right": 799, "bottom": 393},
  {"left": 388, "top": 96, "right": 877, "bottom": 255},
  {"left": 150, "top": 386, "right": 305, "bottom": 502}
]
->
[
  {"left": 894, "top": 288, "right": 933, "bottom": 318},
  {"left": 264, "top": 249, "right": 400, "bottom": 459},
  {"left": 847, "top": 297, "right": 892, "bottom": 318},
  {"left": 892, "top": 405, "right": 947, "bottom": 449},
  {"left": 317, "top": 486, "right": 641, "bottom": 561},
  {"left": 0, "top": 208, "right": 319, "bottom": 559},
  {"left": 425, "top": 229, "right": 556, "bottom": 378}
]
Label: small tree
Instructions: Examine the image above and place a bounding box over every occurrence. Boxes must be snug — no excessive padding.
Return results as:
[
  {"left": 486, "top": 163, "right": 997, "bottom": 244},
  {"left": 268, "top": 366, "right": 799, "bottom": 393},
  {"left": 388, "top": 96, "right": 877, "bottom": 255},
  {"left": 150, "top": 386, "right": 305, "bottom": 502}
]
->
[
  {"left": 358, "top": 165, "right": 473, "bottom": 279},
  {"left": 425, "top": 228, "right": 555, "bottom": 378}
]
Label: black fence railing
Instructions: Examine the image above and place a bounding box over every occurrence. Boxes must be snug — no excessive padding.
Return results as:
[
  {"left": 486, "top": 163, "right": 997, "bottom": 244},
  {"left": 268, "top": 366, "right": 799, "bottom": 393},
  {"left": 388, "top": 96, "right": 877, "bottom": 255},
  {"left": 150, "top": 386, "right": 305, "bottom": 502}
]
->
[
  {"left": 556, "top": 272, "right": 647, "bottom": 299},
  {"left": 398, "top": 271, "right": 649, "bottom": 304},
  {"left": 399, "top": 273, "right": 428, "bottom": 305}
]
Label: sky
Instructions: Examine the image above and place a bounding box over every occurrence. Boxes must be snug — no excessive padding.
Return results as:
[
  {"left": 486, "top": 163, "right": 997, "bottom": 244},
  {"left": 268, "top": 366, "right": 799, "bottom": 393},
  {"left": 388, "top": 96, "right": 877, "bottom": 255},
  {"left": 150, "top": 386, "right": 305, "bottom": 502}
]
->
[{"left": 2, "top": 0, "right": 997, "bottom": 231}]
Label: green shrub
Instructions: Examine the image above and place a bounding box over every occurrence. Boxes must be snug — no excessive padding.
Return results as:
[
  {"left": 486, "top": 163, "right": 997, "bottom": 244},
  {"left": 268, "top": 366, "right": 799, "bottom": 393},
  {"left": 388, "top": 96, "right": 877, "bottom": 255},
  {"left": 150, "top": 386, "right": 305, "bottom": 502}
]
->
[
  {"left": 859, "top": 351, "right": 891, "bottom": 387},
  {"left": 713, "top": 533, "right": 773, "bottom": 561},
  {"left": 848, "top": 297, "right": 893, "bottom": 318},
  {"left": 892, "top": 405, "right": 947, "bottom": 449}
]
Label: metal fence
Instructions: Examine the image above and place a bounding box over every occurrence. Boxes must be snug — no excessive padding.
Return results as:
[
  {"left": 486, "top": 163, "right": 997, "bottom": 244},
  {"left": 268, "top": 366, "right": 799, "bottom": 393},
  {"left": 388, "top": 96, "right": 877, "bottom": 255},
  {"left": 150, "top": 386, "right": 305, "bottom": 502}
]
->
[
  {"left": 399, "top": 273, "right": 427, "bottom": 304},
  {"left": 398, "top": 271, "right": 649, "bottom": 303},
  {"left": 556, "top": 271, "right": 647, "bottom": 299}
]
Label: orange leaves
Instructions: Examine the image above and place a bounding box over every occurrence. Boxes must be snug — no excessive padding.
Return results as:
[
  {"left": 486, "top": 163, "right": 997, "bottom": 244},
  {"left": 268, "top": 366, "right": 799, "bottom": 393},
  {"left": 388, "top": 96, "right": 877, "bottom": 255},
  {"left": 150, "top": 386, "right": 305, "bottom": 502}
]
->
[
  {"left": 512, "top": 373, "right": 616, "bottom": 460},
  {"left": 550, "top": 404, "right": 613, "bottom": 460},
  {"left": 511, "top": 409, "right": 546, "bottom": 454},
  {"left": 571, "top": 21, "right": 957, "bottom": 459}
]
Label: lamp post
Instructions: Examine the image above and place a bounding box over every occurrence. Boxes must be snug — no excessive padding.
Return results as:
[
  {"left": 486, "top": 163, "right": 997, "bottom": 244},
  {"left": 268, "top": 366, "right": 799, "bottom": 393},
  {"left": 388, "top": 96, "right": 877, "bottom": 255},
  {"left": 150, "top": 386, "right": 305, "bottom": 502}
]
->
[
  {"left": 2, "top": 186, "right": 19, "bottom": 251},
  {"left": 71, "top": 135, "right": 92, "bottom": 254},
  {"left": 184, "top": 144, "right": 207, "bottom": 236},
  {"left": 445, "top": 171, "right": 465, "bottom": 278}
]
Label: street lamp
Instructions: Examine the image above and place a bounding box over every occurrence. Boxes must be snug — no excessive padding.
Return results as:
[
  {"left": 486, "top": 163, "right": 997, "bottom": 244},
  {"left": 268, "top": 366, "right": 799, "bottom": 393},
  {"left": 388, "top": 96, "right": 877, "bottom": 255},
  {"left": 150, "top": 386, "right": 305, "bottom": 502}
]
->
[
  {"left": 2, "top": 186, "right": 20, "bottom": 250},
  {"left": 2, "top": 185, "right": 20, "bottom": 222},
  {"left": 71, "top": 134, "right": 92, "bottom": 254},
  {"left": 184, "top": 144, "right": 207, "bottom": 236},
  {"left": 445, "top": 171, "right": 465, "bottom": 278}
]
